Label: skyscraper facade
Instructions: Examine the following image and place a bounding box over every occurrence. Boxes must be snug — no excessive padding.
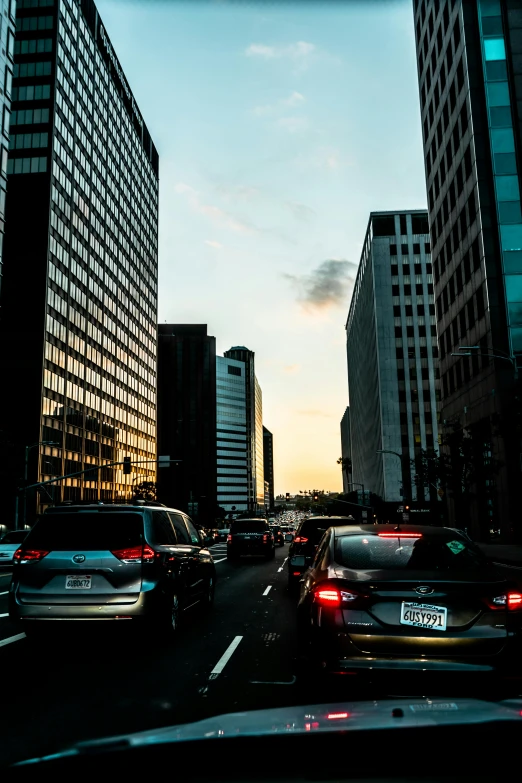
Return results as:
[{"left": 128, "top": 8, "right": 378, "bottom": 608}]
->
[
  {"left": 157, "top": 325, "right": 217, "bottom": 523},
  {"left": 0, "top": 0, "right": 158, "bottom": 520},
  {"left": 340, "top": 406, "right": 352, "bottom": 494},
  {"left": 413, "top": 0, "right": 522, "bottom": 538},
  {"left": 262, "top": 425, "right": 274, "bottom": 511},
  {"left": 0, "top": 0, "right": 16, "bottom": 300},
  {"left": 224, "top": 346, "right": 264, "bottom": 513},
  {"left": 346, "top": 211, "right": 440, "bottom": 503},
  {"left": 216, "top": 354, "right": 249, "bottom": 514}
]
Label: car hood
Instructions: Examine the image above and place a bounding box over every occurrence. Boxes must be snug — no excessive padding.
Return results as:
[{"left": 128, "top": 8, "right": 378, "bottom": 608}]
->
[{"left": 17, "top": 698, "right": 522, "bottom": 763}]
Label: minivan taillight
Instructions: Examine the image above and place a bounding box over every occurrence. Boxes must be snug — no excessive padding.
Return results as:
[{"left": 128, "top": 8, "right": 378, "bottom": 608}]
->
[
  {"left": 227, "top": 534, "right": 232, "bottom": 543},
  {"left": 294, "top": 536, "right": 308, "bottom": 543},
  {"left": 13, "top": 548, "right": 49, "bottom": 563},
  {"left": 111, "top": 545, "right": 155, "bottom": 564}
]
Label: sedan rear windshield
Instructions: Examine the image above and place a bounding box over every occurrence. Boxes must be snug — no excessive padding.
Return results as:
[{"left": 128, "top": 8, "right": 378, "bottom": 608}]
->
[
  {"left": 0, "top": 531, "right": 28, "bottom": 544},
  {"left": 298, "top": 518, "right": 357, "bottom": 545},
  {"left": 335, "top": 533, "right": 487, "bottom": 572},
  {"left": 22, "top": 513, "right": 144, "bottom": 551},
  {"left": 231, "top": 521, "right": 267, "bottom": 533}
]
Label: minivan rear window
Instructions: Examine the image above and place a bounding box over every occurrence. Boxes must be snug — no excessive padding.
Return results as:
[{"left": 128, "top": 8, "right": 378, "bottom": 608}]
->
[
  {"left": 22, "top": 513, "right": 144, "bottom": 551},
  {"left": 297, "top": 518, "right": 357, "bottom": 545},
  {"left": 0, "top": 531, "right": 28, "bottom": 544},
  {"left": 334, "top": 533, "right": 487, "bottom": 572},
  {"left": 231, "top": 520, "right": 267, "bottom": 533}
]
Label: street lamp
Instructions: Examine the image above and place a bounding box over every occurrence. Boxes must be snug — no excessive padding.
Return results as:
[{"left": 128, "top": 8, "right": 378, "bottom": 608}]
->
[
  {"left": 451, "top": 346, "right": 518, "bottom": 380},
  {"left": 376, "top": 449, "right": 406, "bottom": 502},
  {"left": 15, "top": 441, "right": 59, "bottom": 530}
]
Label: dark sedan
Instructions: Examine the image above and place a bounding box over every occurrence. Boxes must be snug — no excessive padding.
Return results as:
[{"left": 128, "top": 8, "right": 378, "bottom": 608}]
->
[
  {"left": 296, "top": 524, "right": 522, "bottom": 675},
  {"left": 287, "top": 516, "right": 359, "bottom": 592},
  {"left": 270, "top": 525, "right": 285, "bottom": 547}
]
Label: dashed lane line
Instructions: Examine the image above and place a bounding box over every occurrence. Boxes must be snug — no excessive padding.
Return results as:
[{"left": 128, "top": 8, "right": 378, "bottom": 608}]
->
[
  {"left": 262, "top": 585, "right": 272, "bottom": 596},
  {"left": 0, "top": 591, "right": 8, "bottom": 596},
  {"left": 277, "top": 557, "right": 288, "bottom": 573},
  {"left": 0, "top": 633, "right": 25, "bottom": 647},
  {"left": 213, "top": 557, "right": 227, "bottom": 564},
  {"left": 209, "top": 635, "right": 243, "bottom": 680}
]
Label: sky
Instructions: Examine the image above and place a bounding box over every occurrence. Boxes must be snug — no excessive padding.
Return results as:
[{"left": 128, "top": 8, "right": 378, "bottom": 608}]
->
[{"left": 97, "top": 0, "right": 428, "bottom": 496}]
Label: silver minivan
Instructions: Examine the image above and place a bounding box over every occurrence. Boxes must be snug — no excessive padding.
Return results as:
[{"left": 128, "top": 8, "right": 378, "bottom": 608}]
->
[{"left": 9, "top": 503, "right": 216, "bottom": 636}]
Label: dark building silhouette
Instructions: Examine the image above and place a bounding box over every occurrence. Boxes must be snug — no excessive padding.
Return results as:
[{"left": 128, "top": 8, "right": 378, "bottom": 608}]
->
[{"left": 263, "top": 426, "right": 274, "bottom": 511}]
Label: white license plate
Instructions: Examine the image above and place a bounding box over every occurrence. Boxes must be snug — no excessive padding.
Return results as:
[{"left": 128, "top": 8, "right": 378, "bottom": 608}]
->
[
  {"left": 65, "top": 575, "right": 92, "bottom": 590},
  {"left": 400, "top": 602, "right": 447, "bottom": 631}
]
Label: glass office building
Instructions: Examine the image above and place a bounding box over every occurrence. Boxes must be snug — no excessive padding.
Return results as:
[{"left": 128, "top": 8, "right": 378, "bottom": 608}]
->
[
  {"left": 413, "top": 0, "right": 522, "bottom": 539},
  {"left": 0, "top": 0, "right": 158, "bottom": 519},
  {"left": 346, "top": 211, "right": 439, "bottom": 504},
  {"left": 216, "top": 355, "right": 248, "bottom": 513},
  {"left": 0, "top": 0, "right": 16, "bottom": 300}
]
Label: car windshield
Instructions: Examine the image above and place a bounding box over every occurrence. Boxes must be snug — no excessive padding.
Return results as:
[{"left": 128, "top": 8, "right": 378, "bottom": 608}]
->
[
  {"left": 0, "top": 531, "right": 28, "bottom": 544},
  {"left": 297, "top": 519, "right": 357, "bottom": 545},
  {"left": 230, "top": 521, "right": 267, "bottom": 533},
  {"left": 23, "top": 513, "right": 144, "bottom": 551},
  {"left": 335, "top": 533, "right": 488, "bottom": 572}
]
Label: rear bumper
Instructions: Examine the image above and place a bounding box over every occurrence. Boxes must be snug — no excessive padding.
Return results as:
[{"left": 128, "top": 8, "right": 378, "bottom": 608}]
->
[
  {"left": 9, "top": 585, "right": 160, "bottom": 621},
  {"left": 332, "top": 656, "right": 498, "bottom": 673},
  {"left": 228, "top": 545, "right": 272, "bottom": 557}
]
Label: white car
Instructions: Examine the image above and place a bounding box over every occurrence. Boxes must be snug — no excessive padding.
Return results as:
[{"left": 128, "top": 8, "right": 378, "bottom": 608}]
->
[{"left": 0, "top": 530, "right": 29, "bottom": 565}]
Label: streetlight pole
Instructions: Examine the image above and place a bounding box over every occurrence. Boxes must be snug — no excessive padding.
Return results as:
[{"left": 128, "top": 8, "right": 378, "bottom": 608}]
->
[
  {"left": 346, "top": 481, "right": 365, "bottom": 504},
  {"left": 451, "top": 346, "right": 518, "bottom": 380},
  {"left": 376, "top": 449, "right": 406, "bottom": 503},
  {"left": 15, "top": 440, "right": 59, "bottom": 530}
]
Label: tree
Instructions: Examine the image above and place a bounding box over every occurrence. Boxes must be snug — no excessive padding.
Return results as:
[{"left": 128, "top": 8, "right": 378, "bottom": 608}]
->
[{"left": 132, "top": 481, "right": 157, "bottom": 501}]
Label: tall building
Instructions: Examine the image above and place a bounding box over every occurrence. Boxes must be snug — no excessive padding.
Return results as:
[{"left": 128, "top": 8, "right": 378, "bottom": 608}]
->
[
  {"left": 413, "top": 0, "right": 522, "bottom": 539},
  {"left": 216, "top": 353, "right": 249, "bottom": 514},
  {"left": 346, "top": 211, "right": 440, "bottom": 503},
  {"left": 0, "top": 0, "right": 158, "bottom": 521},
  {"left": 0, "top": 0, "right": 16, "bottom": 300},
  {"left": 340, "top": 406, "right": 352, "bottom": 494},
  {"left": 263, "top": 425, "right": 274, "bottom": 510},
  {"left": 157, "top": 325, "right": 217, "bottom": 523},
  {"left": 224, "top": 346, "right": 264, "bottom": 513}
]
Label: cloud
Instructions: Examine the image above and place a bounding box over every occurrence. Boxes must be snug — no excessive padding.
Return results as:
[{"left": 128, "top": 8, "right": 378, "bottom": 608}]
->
[
  {"left": 204, "top": 240, "right": 223, "bottom": 249},
  {"left": 283, "top": 364, "right": 301, "bottom": 375},
  {"left": 245, "top": 42, "right": 316, "bottom": 61},
  {"left": 174, "top": 181, "right": 256, "bottom": 235},
  {"left": 286, "top": 202, "right": 316, "bottom": 221},
  {"left": 277, "top": 116, "right": 308, "bottom": 133},
  {"left": 252, "top": 91, "right": 305, "bottom": 117},
  {"left": 284, "top": 259, "right": 358, "bottom": 311}
]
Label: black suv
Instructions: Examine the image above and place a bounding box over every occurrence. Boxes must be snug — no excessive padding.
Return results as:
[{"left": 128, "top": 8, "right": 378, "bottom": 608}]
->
[
  {"left": 9, "top": 502, "right": 216, "bottom": 636},
  {"left": 287, "top": 516, "right": 359, "bottom": 591},
  {"left": 227, "top": 518, "right": 275, "bottom": 560}
]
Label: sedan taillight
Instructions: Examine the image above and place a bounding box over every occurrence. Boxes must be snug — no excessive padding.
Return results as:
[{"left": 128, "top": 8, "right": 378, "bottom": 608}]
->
[
  {"left": 227, "top": 534, "right": 232, "bottom": 543},
  {"left": 13, "top": 548, "right": 49, "bottom": 563},
  {"left": 294, "top": 536, "right": 308, "bottom": 544},
  {"left": 313, "top": 585, "right": 362, "bottom": 607},
  {"left": 111, "top": 545, "right": 155, "bottom": 564},
  {"left": 486, "top": 592, "right": 522, "bottom": 611}
]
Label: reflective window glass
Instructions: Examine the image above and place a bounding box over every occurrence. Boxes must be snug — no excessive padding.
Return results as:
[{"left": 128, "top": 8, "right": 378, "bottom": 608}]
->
[
  {"left": 508, "top": 302, "right": 522, "bottom": 326},
  {"left": 491, "top": 128, "right": 515, "bottom": 153},
  {"left": 494, "top": 153, "right": 517, "bottom": 175},
  {"left": 511, "top": 327, "right": 522, "bottom": 352},
  {"left": 479, "top": 0, "right": 501, "bottom": 15},
  {"left": 484, "top": 38, "right": 506, "bottom": 61},
  {"left": 499, "top": 201, "right": 522, "bottom": 224},
  {"left": 501, "top": 224, "right": 522, "bottom": 252},
  {"left": 490, "top": 106, "right": 512, "bottom": 127},
  {"left": 503, "top": 250, "right": 522, "bottom": 274},
  {"left": 496, "top": 175, "right": 520, "bottom": 202},
  {"left": 505, "top": 274, "right": 522, "bottom": 302},
  {"left": 487, "top": 82, "right": 510, "bottom": 107}
]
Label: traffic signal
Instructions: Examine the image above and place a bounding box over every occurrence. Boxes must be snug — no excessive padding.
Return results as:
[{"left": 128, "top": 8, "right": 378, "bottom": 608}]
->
[
  {"left": 313, "top": 493, "right": 319, "bottom": 502},
  {"left": 123, "top": 456, "right": 132, "bottom": 474},
  {"left": 285, "top": 493, "right": 290, "bottom": 501}
]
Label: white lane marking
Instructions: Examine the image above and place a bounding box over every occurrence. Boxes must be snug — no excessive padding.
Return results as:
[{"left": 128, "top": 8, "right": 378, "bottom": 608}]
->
[
  {"left": 0, "top": 633, "right": 25, "bottom": 647},
  {"left": 0, "top": 613, "right": 8, "bottom": 618},
  {"left": 277, "top": 557, "right": 288, "bottom": 573},
  {"left": 0, "top": 591, "right": 8, "bottom": 596},
  {"left": 0, "top": 573, "right": 11, "bottom": 578},
  {"left": 209, "top": 635, "right": 243, "bottom": 680},
  {"left": 213, "top": 557, "right": 227, "bottom": 564},
  {"left": 262, "top": 585, "right": 272, "bottom": 596},
  {"left": 250, "top": 676, "right": 296, "bottom": 686}
]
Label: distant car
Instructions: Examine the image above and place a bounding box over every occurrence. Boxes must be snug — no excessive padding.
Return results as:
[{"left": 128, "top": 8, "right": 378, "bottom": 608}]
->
[
  {"left": 227, "top": 519, "right": 275, "bottom": 561},
  {"left": 0, "top": 530, "right": 29, "bottom": 566},
  {"left": 9, "top": 504, "right": 216, "bottom": 636},
  {"left": 281, "top": 526, "right": 295, "bottom": 542},
  {"left": 204, "top": 529, "right": 220, "bottom": 546},
  {"left": 297, "top": 524, "right": 522, "bottom": 676},
  {"left": 287, "top": 516, "right": 360, "bottom": 592},
  {"left": 218, "top": 528, "right": 230, "bottom": 542},
  {"left": 270, "top": 525, "right": 285, "bottom": 547}
]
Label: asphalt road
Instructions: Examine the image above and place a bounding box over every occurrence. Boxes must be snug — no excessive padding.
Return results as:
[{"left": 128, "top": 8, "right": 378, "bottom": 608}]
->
[{"left": 0, "top": 544, "right": 521, "bottom": 767}]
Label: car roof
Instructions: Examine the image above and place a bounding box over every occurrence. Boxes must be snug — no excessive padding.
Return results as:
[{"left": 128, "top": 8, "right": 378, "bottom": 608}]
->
[
  {"left": 331, "top": 524, "right": 467, "bottom": 538},
  {"left": 44, "top": 504, "right": 187, "bottom": 515}
]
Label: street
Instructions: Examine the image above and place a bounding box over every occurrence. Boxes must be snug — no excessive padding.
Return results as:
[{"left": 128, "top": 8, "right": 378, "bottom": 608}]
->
[{"left": 0, "top": 544, "right": 521, "bottom": 767}]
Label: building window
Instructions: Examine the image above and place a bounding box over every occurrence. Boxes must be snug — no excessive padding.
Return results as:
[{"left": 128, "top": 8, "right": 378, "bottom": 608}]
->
[
  {"left": 227, "top": 365, "right": 241, "bottom": 377},
  {"left": 390, "top": 243, "right": 397, "bottom": 255},
  {"left": 401, "top": 243, "right": 409, "bottom": 255}
]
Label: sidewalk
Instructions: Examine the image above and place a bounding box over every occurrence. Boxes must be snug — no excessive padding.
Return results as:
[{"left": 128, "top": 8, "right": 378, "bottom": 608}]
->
[{"left": 477, "top": 544, "right": 522, "bottom": 568}]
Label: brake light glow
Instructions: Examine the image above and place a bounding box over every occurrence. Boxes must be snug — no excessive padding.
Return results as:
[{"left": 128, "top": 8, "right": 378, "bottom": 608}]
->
[
  {"left": 377, "top": 533, "right": 422, "bottom": 538},
  {"left": 327, "top": 712, "right": 349, "bottom": 720},
  {"left": 111, "top": 545, "right": 155, "bottom": 563},
  {"left": 227, "top": 534, "right": 232, "bottom": 543},
  {"left": 508, "top": 592, "right": 522, "bottom": 610},
  {"left": 13, "top": 548, "right": 49, "bottom": 562},
  {"left": 263, "top": 533, "right": 268, "bottom": 543},
  {"left": 485, "top": 592, "right": 522, "bottom": 611},
  {"left": 294, "top": 536, "right": 308, "bottom": 543},
  {"left": 315, "top": 589, "right": 341, "bottom": 606}
]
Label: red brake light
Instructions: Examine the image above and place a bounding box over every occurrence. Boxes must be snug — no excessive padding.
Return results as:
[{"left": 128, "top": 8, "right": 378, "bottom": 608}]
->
[
  {"left": 315, "top": 588, "right": 341, "bottom": 606},
  {"left": 508, "top": 592, "right": 522, "bottom": 610},
  {"left": 13, "top": 548, "right": 49, "bottom": 562},
  {"left": 227, "top": 534, "right": 232, "bottom": 543},
  {"left": 327, "top": 712, "right": 349, "bottom": 720},
  {"left": 111, "top": 545, "right": 155, "bottom": 563},
  {"left": 263, "top": 533, "right": 268, "bottom": 543},
  {"left": 377, "top": 532, "right": 422, "bottom": 538},
  {"left": 294, "top": 536, "right": 308, "bottom": 543}
]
